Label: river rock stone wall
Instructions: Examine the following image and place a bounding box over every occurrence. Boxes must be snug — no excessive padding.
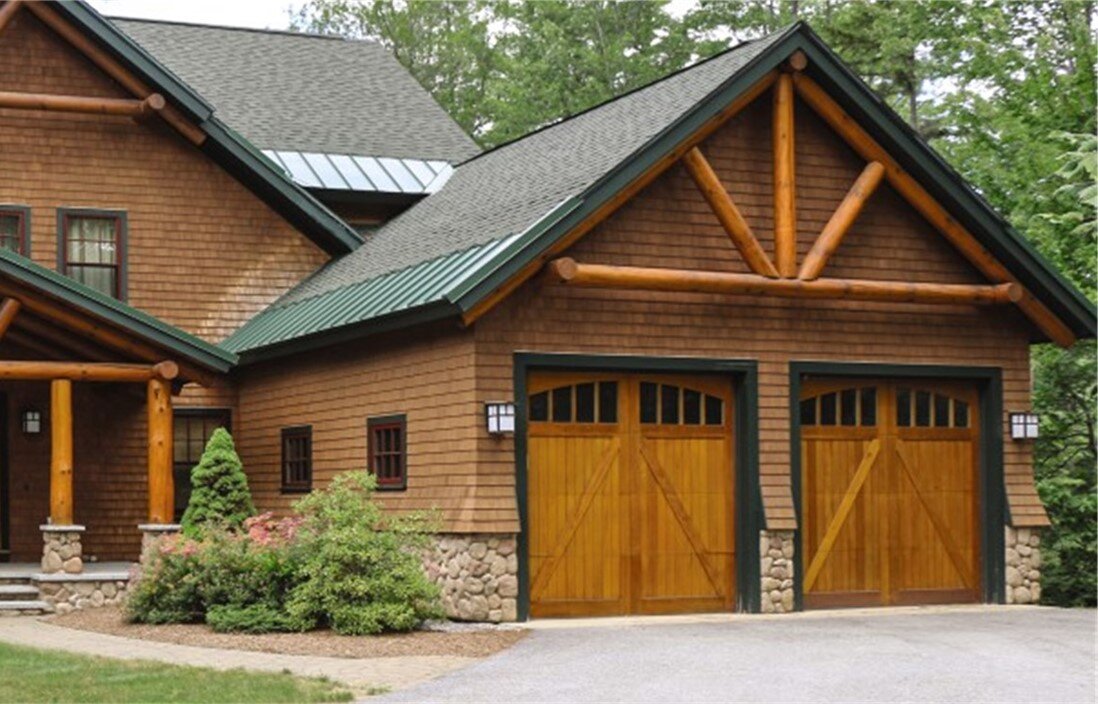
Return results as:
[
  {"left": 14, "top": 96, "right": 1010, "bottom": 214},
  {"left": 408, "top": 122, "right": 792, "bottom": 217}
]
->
[
  {"left": 37, "top": 578, "right": 129, "bottom": 614},
  {"left": 425, "top": 534, "right": 519, "bottom": 622},
  {"left": 1005, "top": 526, "right": 1042, "bottom": 605},
  {"left": 41, "top": 526, "right": 85, "bottom": 574},
  {"left": 760, "top": 529, "right": 795, "bottom": 613}
]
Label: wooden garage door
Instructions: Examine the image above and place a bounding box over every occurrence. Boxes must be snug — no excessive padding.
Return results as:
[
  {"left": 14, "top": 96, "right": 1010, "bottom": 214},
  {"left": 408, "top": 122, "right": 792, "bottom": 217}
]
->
[
  {"left": 800, "top": 380, "right": 981, "bottom": 608},
  {"left": 527, "top": 372, "right": 735, "bottom": 617}
]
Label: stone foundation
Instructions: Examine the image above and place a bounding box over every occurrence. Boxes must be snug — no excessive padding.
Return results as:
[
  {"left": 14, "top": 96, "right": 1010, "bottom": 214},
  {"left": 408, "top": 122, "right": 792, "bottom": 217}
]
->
[
  {"left": 36, "top": 574, "right": 129, "bottom": 614},
  {"left": 760, "top": 529, "right": 795, "bottom": 613},
  {"left": 1005, "top": 526, "right": 1042, "bottom": 605},
  {"left": 138, "top": 523, "right": 182, "bottom": 562},
  {"left": 424, "top": 534, "right": 519, "bottom": 622},
  {"left": 40, "top": 525, "right": 85, "bottom": 574}
]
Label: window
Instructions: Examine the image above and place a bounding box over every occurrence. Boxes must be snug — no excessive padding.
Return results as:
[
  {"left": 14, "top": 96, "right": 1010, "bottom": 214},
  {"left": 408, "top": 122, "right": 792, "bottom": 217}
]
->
[
  {"left": 172, "top": 409, "right": 231, "bottom": 522},
  {"left": 0, "top": 206, "right": 28, "bottom": 255},
  {"left": 896, "top": 388, "right": 970, "bottom": 428},
  {"left": 368, "top": 415, "right": 406, "bottom": 490},
  {"left": 640, "top": 382, "right": 723, "bottom": 426},
  {"left": 800, "top": 386, "right": 878, "bottom": 427},
  {"left": 59, "top": 209, "right": 125, "bottom": 299},
  {"left": 281, "top": 426, "right": 312, "bottom": 493},
  {"left": 529, "top": 381, "right": 618, "bottom": 424}
]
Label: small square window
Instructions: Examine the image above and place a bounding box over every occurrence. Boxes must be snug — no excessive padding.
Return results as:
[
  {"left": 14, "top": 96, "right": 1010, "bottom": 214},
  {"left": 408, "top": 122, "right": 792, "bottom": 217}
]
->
[
  {"left": 281, "top": 426, "right": 312, "bottom": 493},
  {"left": 368, "top": 415, "right": 407, "bottom": 491},
  {"left": 0, "top": 206, "right": 29, "bottom": 255}
]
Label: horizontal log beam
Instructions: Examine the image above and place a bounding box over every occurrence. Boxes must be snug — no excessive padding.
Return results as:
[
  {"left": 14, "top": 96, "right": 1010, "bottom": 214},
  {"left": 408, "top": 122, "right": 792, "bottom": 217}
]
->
[
  {"left": 799, "top": 161, "right": 886, "bottom": 280},
  {"left": 0, "top": 360, "right": 178, "bottom": 382},
  {"left": 791, "top": 73, "right": 1076, "bottom": 347},
  {"left": 548, "top": 258, "right": 1022, "bottom": 306},
  {"left": 681, "top": 147, "right": 780, "bottom": 278},
  {"left": 0, "top": 90, "right": 164, "bottom": 117}
]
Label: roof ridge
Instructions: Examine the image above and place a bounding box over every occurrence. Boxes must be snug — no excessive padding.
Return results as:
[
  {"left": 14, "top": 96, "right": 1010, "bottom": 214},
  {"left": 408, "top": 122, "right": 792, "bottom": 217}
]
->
[
  {"left": 455, "top": 31, "right": 775, "bottom": 168},
  {"left": 107, "top": 15, "right": 372, "bottom": 43}
]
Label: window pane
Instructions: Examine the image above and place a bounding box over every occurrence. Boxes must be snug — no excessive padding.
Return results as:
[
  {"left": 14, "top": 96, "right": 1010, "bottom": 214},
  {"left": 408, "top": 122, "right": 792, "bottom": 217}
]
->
[
  {"left": 840, "top": 388, "right": 857, "bottom": 426},
  {"left": 820, "top": 392, "right": 837, "bottom": 426},
  {"left": 800, "top": 398, "right": 817, "bottom": 426},
  {"left": 551, "top": 386, "right": 571, "bottom": 422},
  {"left": 934, "top": 394, "right": 950, "bottom": 427},
  {"left": 69, "top": 265, "right": 115, "bottom": 297},
  {"left": 661, "top": 385, "right": 679, "bottom": 425},
  {"left": 915, "top": 390, "right": 931, "bottom": 427},
  {"left": 683, "top": 388, "right": 701, "bottom": 425},
  {"left": 860, "top": 387, "right": 877, "bottom": 426},
  {"left": 598, "top": 382, "right": 618, "bottom": 423},
  {"left": 575, "top": 383, "right": 595, "bottom": 423},
  {"left": 640, "top": 382, "right": 657, "bottom": 424},
  {"left": 897, "top": 388, "right": 912, "bottom": 427},
  {"left": 954, "top": 400, "right": 969, "bottom": 428},
  {"left": 0, "top": 213, "right": 22, "bottom": 253},
  {"left": 529, "top": 392, "right": 548, "bottom": 422},
  {"left": 704, "top": 395, "right": 723, "bottom": 426}
]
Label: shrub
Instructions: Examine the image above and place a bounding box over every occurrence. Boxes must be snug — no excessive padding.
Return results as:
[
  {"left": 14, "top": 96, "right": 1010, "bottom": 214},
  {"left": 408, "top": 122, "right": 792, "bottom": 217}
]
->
[
  {"left": 181, "top": 428, "right": 255, "bottom": 538},
  {"left": 285, "top": 472, "right": 442, "bottom": 635},
  {"left": 206, "top": 604, "right": 296, "bottom": 633},
  {"left": 125, "top": 535, "right": 204, "bottom": 624},
  {"left": 195, "top": 529, "right": 300, "bottom": 613}
]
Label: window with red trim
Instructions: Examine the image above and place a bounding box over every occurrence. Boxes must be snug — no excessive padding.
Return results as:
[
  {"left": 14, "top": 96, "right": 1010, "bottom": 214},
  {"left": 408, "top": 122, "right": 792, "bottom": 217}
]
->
[
  {"left": 59, "top": 210, "right": 124, "bottom": 299},
  {"left": 0, "top": 206, "right": 28, "bottom": 255},
  {"left": 281, "top": 426, "right": 312, "bottom": 493},
  {"left": 368, "top": 415, "right": 406, "bottom": 490}
]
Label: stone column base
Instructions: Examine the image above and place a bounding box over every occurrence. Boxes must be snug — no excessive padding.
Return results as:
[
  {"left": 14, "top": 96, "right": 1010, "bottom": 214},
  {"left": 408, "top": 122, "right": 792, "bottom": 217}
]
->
[
  {"left": 760, "top": 529, "right": 795, "bottom": 613},
  {"left": 424, "top": 534, "right": 519, "bottom": 622},
  {"left": 138, "top": 523, "right": 182, "bottom": 562},
  {"left": 40, "top": 524, "right": 85, "bottom": 574},
  {"left": 1005, "top": 526, "right": 1042, "bottom": 604}
]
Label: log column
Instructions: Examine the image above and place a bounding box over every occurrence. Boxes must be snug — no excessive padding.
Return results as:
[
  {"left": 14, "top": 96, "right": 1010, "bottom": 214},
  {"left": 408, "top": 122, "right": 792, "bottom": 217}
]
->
[
  {"left": 146, "top": 377, "right": 174, "bottom": 525},
  {"left": 43, "top": 378, "right": 83, "bottom": 575}
]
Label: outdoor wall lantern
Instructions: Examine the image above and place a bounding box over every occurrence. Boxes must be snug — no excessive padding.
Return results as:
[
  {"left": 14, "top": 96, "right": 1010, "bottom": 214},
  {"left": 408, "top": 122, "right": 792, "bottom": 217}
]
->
[
  {"left": 1009, "top": 412, "right": 1040, "bottom": 440},
  {"left": 485, "top": 401, "right": 516, "bottom": 436},
  {"left": 21, "top": 409, "right": 42, "bottom": 435}
]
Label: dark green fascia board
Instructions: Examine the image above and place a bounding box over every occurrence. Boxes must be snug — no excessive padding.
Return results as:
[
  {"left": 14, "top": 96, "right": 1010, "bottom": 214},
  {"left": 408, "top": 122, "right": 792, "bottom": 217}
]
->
[
  {"left": 54, "top": 2, "right": 214, "bottom": 123},
  {"left": 448, "top": 26, "right": 802, "bottom": 313},
  {"left": 199, "top": 121, "right": 362, "bottom": 256},
  {"left": 787, "top": 361, "right": 1006, "bottom": 608},
  {"left": 230, "top": 299, "right": 460, "bottom": 365},
  {"left": 0, "top": 248, "right": 236, "bottom": 373},
  {"left": 510, "top": 352, "right": 762, "bottom": 620},
  {"left": 792, "top": 25, "right": 1096, "bottom": 340}
]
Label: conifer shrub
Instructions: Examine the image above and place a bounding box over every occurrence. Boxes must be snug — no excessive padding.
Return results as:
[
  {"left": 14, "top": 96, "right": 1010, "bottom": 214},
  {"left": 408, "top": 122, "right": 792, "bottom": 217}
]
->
[{"left": 180, "top": 428, "right": 255, "bottom": 537}]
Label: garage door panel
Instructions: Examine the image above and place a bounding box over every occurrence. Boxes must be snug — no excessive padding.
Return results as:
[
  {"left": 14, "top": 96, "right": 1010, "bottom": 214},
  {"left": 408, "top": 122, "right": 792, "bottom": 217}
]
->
[{"left": 801, "top": 381, "right": 981, "bottom": 608}]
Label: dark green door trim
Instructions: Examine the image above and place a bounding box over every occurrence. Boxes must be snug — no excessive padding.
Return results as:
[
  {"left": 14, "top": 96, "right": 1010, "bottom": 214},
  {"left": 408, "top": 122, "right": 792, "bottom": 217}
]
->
[
  {"left": 788, "top": 361, "right": 1006, "bottom": 610},
  {"left": 512, "top": 353, "right": 761, "bottom": 620}
]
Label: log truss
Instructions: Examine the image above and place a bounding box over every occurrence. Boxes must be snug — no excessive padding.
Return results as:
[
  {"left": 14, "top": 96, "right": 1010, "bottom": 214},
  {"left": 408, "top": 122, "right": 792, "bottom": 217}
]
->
[{"left": 544, "top": 50, "right": 1075, "bottom": 346}]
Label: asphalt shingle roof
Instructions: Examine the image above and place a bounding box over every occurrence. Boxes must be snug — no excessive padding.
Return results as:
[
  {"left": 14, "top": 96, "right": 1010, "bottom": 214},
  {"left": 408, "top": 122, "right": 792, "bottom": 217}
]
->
[{"left": 112, "top": 18, "right": 480, "bottom": 162}]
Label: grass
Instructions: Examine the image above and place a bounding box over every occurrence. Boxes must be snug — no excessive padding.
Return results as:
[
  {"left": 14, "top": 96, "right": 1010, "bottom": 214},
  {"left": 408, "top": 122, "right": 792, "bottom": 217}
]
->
[{"left": 0, "top": 642, "right": 353, "bottom": 703}]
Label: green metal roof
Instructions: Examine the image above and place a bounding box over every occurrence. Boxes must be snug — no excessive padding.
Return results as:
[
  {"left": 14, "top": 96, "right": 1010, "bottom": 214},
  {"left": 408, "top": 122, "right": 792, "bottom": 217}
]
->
[
  {"left": 222, "top": 233, "right": 524, "bottom": 356},
  {"left": 0, "top": 248, "right": 237, "bottom": 372}
]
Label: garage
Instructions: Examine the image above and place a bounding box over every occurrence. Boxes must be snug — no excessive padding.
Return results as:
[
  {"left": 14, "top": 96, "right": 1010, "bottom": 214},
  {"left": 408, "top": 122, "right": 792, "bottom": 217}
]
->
[
  {"left": 525, "top": 372, "right": 736, "bottom": 617},
  {"left": 799, "top": 380, "right": 981, "bottom": 608}
]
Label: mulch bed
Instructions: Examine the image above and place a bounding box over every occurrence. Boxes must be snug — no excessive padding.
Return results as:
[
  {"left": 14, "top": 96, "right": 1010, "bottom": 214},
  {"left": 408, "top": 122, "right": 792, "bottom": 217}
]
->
[{"left": 48, "top": 606, "right": 526, "bottom": 659}]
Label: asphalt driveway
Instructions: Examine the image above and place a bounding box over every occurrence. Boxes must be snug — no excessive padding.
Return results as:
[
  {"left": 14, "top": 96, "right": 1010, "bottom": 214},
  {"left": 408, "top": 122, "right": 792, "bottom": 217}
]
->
[{"left": 380, "top": 606, "right": 1096, "bottom": 703}]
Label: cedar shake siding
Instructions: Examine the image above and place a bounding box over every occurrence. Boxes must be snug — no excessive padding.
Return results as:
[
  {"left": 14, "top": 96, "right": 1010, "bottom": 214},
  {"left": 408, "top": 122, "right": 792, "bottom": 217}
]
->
[
  {"left": 473, "top": 94, "right": 1038, "bottom": 531},
  {"left": 0, "top": 10, "right": 328, "bottom": 345}
]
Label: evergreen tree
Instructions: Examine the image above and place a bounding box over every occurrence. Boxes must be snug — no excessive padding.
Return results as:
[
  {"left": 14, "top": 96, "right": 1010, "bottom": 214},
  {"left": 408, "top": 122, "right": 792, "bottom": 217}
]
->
[{"left": 180, "top": 428, "right": 255, "bottom": 537}]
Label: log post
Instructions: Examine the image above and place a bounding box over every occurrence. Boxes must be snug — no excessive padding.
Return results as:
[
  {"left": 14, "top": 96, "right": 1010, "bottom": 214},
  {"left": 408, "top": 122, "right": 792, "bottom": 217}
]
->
[
  {"left": 0, "top": 297, "right": 20, "bottom": 339},
  {"left": 147, "top": 377, "right": 174, "bottom": 524},
  {"left": 49, "top": 379, "right": 73, "bottom": 525},
  {"left": 773, "top": 73, "right": 797, "bottom": 277},
  {"left": 799, "top": 161, "right": 886, "bottom": 280}
]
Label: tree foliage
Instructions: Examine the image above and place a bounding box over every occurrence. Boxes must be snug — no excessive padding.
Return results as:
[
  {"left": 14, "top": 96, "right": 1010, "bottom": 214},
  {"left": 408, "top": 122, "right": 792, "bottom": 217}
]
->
[
  {"left": 180, "top": 428, "right": 256, "bottom": 538},
  {"left": 294, "top": 0, "right": 1097, "bottom": 605}
]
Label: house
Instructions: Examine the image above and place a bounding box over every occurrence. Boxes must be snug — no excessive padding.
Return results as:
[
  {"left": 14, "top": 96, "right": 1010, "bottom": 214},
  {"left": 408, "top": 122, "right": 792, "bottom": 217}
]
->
[{"left": 0, "top": 1, "right": 1091, "bottom": 620}]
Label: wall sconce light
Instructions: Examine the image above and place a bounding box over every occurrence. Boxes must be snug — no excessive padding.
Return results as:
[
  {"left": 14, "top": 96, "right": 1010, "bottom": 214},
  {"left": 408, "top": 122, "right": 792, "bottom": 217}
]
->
[
  {"left": 1010, "top": 412, "right": 1039, "bottom": 440},
  {"left": 485, "top": 401, "right": 516, "bottom": 436},
  {"left": 21, "top": 409, "right": 41, "bottom": 435}
]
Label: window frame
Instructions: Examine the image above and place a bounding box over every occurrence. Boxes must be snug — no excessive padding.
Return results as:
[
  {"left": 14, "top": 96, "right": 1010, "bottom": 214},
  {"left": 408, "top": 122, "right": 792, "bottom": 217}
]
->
[
  {"left": 367, "top": 414, "right": 407, "bottom": 491},
  {"left": 172, "top": 408, "right": 232, "bottom": 522},
  {"left": 57, "top": 207, "right": 127, "bottom": 300},
  {"left": 0, "top": 205, "right": 30, "bottom": 256},
  {"left": 280, "top": 425, "right": 313, "bottom": 494}
]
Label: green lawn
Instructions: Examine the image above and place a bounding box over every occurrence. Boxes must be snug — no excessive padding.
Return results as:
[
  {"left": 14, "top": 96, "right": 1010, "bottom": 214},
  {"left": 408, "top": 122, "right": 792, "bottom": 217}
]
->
[{"left": 0, "top": 642, "right": 352, "bottom": 703}]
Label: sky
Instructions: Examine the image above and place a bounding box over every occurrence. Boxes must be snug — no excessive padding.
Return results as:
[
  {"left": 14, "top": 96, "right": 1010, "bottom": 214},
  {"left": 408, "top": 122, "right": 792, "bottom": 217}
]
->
[{"left": 88, "top": 0, "right": 299, "bottom": 30}]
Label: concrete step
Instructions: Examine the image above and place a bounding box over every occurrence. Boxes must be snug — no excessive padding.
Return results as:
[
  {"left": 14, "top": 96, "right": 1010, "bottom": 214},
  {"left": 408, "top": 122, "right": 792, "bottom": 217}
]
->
[
  {"left": 0, "top": 585, "right": 40, "bottom": 601},
  {"left": 0, "top": 599, "right": 52, "bottom": 615},
  {"left": 0, "top": 578, "right": 33, "bottom": 586}
]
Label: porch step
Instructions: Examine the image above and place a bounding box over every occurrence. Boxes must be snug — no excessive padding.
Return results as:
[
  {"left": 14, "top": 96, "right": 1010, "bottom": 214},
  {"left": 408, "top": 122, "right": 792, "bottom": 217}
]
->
[
  {"left": 0, "top": 585, "right": 40, "bottom": 601},
  {"left": 0, "top": 599, "right": 52, "bottom": 616}
]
